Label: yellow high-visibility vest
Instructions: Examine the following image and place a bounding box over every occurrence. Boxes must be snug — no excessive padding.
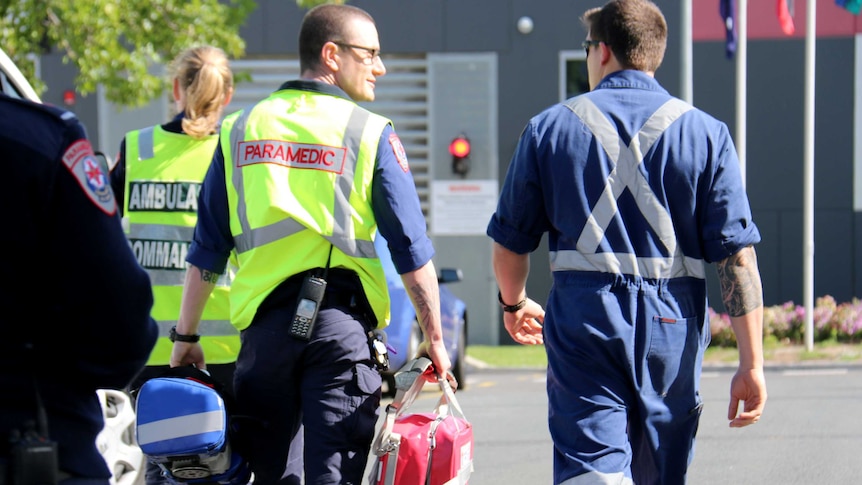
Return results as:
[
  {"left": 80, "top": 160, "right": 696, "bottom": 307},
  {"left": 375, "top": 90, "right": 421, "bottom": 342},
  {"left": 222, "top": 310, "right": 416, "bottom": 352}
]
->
[
  {"left": 220, "top": 89, "right": 391, "bottom": 331},
  {"left": 124, "top": 125, "right": 239, "bottom": 365}
]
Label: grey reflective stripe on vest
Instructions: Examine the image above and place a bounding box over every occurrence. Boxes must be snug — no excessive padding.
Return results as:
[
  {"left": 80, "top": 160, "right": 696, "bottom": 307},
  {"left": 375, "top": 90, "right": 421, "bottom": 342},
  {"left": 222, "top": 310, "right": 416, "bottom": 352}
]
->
[
  {"left": 129, "top": 223, "right": 195, "bottom": 241},
  {"left": 552, "top": 97, "right": 705, "bottom": 279},
  {"left": 156, "top": 320, "right": 239, "bottom": 338},
  {"left": 229, "top": 106, "right": 377, "bottom": 258},
  {"left": 138, "top": 126, "right": 155, "bottom": 160}
]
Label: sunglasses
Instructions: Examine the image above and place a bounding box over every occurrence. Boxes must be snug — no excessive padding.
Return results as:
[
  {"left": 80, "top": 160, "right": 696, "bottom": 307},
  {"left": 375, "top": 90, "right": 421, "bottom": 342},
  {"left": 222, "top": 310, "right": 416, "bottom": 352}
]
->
[
  {"left": 582, "top": 40, "right": 601, "bottom": 56},
  {"left": 334, "top": 42, "right": 381, "bottom": 65}
]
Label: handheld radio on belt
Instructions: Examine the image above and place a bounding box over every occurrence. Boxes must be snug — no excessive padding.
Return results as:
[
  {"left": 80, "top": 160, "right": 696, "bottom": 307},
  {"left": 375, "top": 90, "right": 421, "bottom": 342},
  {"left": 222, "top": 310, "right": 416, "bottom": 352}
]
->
[
  {"left": 4, "top": 380, "right": 60, "bottom": 485},
  {"left": 288, "top": 245, "right": 333, "bottom": 340}
]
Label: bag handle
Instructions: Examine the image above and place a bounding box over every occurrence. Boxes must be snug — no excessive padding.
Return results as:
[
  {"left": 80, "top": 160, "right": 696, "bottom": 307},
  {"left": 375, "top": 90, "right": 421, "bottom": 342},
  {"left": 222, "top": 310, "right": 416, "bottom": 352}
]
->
[{"left": 433, "top": 374, "right": 467, "bottom": 422}]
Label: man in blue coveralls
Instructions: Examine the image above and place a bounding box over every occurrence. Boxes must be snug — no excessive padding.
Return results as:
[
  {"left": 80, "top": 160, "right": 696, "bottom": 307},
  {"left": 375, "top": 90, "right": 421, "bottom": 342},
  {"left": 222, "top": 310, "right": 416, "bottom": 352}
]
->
[
  {"left": 487, "top": 0, "right": 767, "bottom": 483},
  {"left": 0, "top": 92, "right": 157, "bottom": 483},
  {"left": 168, "top": 4, "right": 452, "bottom": 484}
]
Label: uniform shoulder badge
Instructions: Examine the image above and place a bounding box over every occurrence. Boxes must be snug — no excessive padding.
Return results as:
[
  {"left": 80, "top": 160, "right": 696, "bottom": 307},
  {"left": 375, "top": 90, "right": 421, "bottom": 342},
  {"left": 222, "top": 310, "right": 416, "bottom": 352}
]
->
[
  {"left": 62, "top": 139, "right": 117, "bottom": 215},
  {"left": 389, "top": 133, "right": 409, "bottom": 173}
]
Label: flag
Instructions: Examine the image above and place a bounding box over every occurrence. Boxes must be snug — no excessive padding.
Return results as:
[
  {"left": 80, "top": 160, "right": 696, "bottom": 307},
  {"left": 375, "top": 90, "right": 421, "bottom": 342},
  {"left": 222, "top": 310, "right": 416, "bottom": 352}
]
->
[
  {"left": 836, "top": 0, "right": 862, "bottom": 15},
  {"left": 720, "top": 0, "right": 736, "bottom": 59},
  {"left": 777, "top": 0, "right": 795, "bottom": 35}
]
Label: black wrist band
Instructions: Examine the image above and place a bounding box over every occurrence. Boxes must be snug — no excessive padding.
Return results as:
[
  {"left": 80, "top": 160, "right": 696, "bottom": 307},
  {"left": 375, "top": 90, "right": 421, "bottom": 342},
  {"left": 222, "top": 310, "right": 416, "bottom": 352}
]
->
[
  {"left": 498, "top": 291, "right": 527, "bottom": 313},
  {"left": 169, "top": 326, "right": 201, "bottom": 343}
]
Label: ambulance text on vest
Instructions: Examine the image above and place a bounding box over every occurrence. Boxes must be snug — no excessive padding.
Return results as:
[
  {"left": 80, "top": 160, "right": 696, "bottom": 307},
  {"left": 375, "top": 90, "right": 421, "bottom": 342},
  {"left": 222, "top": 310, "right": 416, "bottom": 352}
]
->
[
  {"left": 128, "top": 181, "right": 200, "bottom": 212},
  {"left": 130, "top": 239, "right": 189, "bottom": 271}
]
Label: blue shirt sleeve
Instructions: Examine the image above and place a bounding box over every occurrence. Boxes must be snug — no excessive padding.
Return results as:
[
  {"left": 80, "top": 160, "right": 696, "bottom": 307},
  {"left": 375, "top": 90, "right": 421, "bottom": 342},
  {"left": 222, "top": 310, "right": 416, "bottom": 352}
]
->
[
  {"left": 699, "top": 123, "right": 761, "bottom": 263},
  {"left": 187, "top": 142, "right": 233, "bottom": 274},
  {"left": 486, "top": 120, "right": 550, "bottom": 254},
  {"left": 372, "top": 125, "right": 435, "bottom": 273},
  {"left": 45, "top": 113, "right": 157, "bottom": 389}
]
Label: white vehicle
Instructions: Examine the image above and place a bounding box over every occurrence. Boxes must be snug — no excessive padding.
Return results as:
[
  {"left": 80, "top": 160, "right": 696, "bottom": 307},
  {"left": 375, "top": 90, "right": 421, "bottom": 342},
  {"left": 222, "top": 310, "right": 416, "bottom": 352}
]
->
[
  {"left": 0, "top": 47, "right": 147, "bottom": 485},
  {"left": 0, "top": 48, "right": 40, "bottom": 101}
]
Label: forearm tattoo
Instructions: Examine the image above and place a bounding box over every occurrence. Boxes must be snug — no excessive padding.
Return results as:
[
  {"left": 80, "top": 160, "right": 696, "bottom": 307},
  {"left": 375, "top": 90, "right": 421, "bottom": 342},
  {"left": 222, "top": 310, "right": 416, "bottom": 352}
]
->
[
  {"left": 716, "top": 246, "right": 763, "bottom": 317},
  {"left": 409, "top": 283, "right": 438, "bottom": 334},
  {"left": 200, "top": 269, "right": 220, "bottom": 285}
]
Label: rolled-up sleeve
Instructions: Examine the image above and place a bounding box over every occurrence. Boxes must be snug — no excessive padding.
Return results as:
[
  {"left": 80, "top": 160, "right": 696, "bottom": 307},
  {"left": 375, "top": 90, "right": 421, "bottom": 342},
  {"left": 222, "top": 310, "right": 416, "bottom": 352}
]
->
[
  {"left": 487, "top": 121, "right": 549, "bottom": 254},
  {"left": 700, "top": 125, "right": 761, "bottom": 263},
  {"left": 187, "top": 144, "right": 234, "bottom": 274},
  {"left": 372, "top": 125, "right": 435, "bottom": 273}
]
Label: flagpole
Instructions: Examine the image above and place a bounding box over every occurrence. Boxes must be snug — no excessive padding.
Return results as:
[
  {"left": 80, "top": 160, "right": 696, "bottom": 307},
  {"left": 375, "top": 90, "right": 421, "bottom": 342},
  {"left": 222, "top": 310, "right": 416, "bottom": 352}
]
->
[
  {"left": 681, "top": 0, "right": 693, "bottom": 104},
  {"left": 803, "top": 0, "right": 816, "bottom": 351},
  {"left": 736, "top": 0, "right": 747, "bottom": 187}
]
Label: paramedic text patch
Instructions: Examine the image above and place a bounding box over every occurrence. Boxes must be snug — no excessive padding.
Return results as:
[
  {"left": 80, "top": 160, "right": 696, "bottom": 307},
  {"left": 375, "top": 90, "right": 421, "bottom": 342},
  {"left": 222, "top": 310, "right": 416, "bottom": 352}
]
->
[{"left": 237, "top": 140, "right": 346, "bottom": 174}]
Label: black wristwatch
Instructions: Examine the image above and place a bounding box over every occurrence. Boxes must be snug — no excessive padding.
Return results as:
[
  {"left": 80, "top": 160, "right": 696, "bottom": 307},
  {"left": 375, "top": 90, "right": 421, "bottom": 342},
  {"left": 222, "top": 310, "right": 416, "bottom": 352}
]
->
[
  {"left": 169, "top": 326, "right": 201, "bottom": 343},
  {"left": 498, "top": 291, "right": 527, "bottom": 313}
]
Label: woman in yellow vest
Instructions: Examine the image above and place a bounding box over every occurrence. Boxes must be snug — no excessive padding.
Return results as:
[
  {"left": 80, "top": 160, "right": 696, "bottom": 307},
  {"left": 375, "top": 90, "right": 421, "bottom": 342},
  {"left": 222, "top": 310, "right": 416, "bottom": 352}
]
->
[{"left": 108, "top": 45, "right": 243, "bottom": 484}]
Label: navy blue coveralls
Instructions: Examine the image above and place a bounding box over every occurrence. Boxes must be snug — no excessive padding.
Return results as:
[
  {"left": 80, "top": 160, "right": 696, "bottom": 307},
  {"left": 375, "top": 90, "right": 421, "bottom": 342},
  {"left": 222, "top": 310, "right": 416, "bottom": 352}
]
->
[
  {"left": 188, "top": 80, "right": 434, "bottom": 484},
  {"left": 0, "top": 93, "right": 157, "bottom": 483},
  {"left": 487, "top": 71, "right": 761, "bottom": 484}
]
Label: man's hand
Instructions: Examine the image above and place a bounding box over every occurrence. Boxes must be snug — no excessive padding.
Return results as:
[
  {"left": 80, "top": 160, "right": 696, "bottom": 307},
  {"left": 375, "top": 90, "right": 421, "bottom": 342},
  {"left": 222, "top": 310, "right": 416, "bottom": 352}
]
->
[
  {"left": 503, "top": 298, "right": 544, "bottom": 345},
  {"left": 170, "top": 341, "right": 207, "bottom": 370},
  {"left": 417, "top": 340, "right": 456, "bottom": 389},
  {"left": 727, "top": 366, "right": 767, "bottom": 427}
]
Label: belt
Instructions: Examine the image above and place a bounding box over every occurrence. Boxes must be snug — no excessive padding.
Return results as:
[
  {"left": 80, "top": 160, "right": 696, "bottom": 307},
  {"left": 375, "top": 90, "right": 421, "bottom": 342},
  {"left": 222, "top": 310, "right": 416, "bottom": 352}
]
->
[{"left": 322, "top": 290, "right": 357, "bottom": 309}]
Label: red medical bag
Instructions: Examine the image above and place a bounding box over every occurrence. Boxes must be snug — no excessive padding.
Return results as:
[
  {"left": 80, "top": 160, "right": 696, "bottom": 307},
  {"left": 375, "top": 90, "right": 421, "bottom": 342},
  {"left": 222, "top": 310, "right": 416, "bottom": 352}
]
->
[{"left": 370, "top": 358, "right": 473, "bottom": 485}]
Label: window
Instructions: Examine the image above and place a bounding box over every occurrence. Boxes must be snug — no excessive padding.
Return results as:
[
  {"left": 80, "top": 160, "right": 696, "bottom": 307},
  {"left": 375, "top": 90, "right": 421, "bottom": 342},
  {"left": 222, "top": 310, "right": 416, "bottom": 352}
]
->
[{"left": 558, "top": 50, "right": 590, "bottom": 102}]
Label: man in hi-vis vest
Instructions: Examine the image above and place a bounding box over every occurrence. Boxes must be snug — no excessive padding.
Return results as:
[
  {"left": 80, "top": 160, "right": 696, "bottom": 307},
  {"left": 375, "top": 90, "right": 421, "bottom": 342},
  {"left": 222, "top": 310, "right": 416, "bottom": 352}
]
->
[
  {"left": 488, "top": 1, "right": 767, "bottom": 484},
  {"left": 169, "top": 5, "right": 453, "bottom": 484}
]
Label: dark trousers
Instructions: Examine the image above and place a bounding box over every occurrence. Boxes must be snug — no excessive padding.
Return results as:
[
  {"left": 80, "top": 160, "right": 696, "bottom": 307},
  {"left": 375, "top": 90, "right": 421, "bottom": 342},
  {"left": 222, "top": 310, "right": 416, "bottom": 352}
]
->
[{"left": 233, "top": 289, "right": 381, "bottom": 485}]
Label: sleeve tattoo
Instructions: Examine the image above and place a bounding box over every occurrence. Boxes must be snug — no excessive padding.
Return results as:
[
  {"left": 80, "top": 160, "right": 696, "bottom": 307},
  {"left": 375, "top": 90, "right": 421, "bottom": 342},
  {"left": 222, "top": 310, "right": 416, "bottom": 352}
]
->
[
  {"left": 200, "top": 269, "right": 221, "bottom": 285},
  {"left": 716, "top": 246, "right": 763, "bottom": 317},
  {"left": 409, "top": 283, "right": 439, "bottom": 334}
]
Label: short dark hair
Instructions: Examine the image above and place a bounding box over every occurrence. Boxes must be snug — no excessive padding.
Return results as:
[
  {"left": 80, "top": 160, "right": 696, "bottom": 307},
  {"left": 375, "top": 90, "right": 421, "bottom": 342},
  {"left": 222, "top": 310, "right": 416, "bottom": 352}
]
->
[
  {"left": 581, "top": 0, "right": 667, "bottom": 72},
  {"left": 299, "top": 4, "right": 375, "bottom": 73}
]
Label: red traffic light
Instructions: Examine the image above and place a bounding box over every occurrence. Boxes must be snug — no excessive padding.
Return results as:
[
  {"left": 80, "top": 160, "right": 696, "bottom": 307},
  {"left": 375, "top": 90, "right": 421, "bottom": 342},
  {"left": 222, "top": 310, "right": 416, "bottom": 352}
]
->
[{"left": 449, "top": 136, "right": 471, "bottom": 158}]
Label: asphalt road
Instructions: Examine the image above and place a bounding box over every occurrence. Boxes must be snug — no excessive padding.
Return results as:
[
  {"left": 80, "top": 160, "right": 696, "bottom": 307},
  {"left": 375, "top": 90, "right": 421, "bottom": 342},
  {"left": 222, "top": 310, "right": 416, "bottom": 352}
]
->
[{"left": 369, "top": 362, "right": 862, "bottom": 484}]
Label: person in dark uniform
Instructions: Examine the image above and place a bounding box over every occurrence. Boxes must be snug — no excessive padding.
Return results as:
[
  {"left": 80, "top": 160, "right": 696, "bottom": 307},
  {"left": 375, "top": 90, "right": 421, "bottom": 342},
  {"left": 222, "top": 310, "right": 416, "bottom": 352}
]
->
[
  {"left": 487, "top": 1, "right": 766, "bottom": 483},
  {"left": 169, "top": 4, "right": 453, "bottom": 484},
  {"left": 0, "top": 93, "right": 157, "bottom": 483}
]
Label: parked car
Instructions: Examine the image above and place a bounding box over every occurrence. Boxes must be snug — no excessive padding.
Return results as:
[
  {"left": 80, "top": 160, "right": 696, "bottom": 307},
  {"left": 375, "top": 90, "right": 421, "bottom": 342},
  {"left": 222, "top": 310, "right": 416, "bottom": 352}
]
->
[{"left": 374, "top": 235, "right": 468, "bottom": 395}]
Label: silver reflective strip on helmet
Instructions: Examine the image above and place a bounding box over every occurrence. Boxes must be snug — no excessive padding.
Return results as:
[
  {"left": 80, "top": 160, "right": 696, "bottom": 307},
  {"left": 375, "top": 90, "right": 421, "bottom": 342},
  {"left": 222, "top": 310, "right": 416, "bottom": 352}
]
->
[
  {"left": 552, "top": 96, "right": 704, "bottom": 279},
  {"left": 229, "top": 105, "right": 376, "bottom": 258}
]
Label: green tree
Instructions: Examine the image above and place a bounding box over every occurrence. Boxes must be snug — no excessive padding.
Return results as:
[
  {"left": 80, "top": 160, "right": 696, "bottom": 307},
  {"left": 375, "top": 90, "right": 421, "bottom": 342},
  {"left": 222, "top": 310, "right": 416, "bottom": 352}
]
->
[{"left": 0, "top": 0, "right": 256, "bottom": 107}]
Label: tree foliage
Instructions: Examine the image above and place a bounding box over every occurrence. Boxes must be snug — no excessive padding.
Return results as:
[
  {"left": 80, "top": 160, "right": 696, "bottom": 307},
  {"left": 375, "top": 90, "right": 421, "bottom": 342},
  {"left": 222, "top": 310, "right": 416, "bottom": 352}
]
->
[{"left": 0, "top": 0, "right": 256, "bottom": 107}]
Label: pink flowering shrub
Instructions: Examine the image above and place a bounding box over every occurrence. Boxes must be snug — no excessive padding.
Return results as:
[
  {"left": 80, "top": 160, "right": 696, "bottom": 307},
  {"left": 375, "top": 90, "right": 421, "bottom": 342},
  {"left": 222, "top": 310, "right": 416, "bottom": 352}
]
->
[{"left": 708, "top": 296, "right": 862, "bottom": 347}]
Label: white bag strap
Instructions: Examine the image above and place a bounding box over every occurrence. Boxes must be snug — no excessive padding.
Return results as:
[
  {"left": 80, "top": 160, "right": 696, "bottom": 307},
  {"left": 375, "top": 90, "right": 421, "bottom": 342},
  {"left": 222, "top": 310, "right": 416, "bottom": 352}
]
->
[
  {"left": 371, "top": 358, "right": 434, "bottom": 456},
  {"left": 369, "top": 358, "right": 435, "bottom": 485},
  {"left": 368, "top": 358, "right": 472, "bottom": 485},
  {"left": 433, "top": 376, "right": 467, "bottom": 421},
  {"left": 432, "top": 375, "right": 473, "bottom": 485}
]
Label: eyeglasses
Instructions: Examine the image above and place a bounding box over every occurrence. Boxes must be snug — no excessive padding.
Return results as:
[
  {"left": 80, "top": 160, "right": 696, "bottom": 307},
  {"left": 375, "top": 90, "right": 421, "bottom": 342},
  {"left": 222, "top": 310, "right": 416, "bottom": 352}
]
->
[
  {"left": 334, "top": 42, "right": 381, "bottom": 65},
  {"left": 582, "top": 40, "right": 601, "bottom": 56}
]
